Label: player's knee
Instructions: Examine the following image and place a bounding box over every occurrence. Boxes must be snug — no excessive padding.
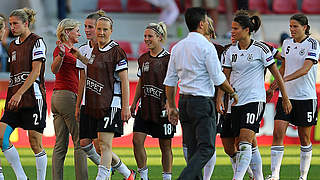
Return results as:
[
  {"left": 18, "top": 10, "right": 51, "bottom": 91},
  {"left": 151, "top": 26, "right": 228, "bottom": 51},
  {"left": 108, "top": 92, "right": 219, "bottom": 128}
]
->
[
  {"left": 2, "top": 125, "right": 13, "bottom": 150},
  {"left": 98, "top": 139, "right": 112, "bottom": 152},
  {"left": 272, "top": 130, "right": 285, "bottom": 143},
  {"left": 132, "top": 137, "right": 144, "bottom": 147},
  {"left": 28, "top": 135, "right": 42, "bottom": 152}
]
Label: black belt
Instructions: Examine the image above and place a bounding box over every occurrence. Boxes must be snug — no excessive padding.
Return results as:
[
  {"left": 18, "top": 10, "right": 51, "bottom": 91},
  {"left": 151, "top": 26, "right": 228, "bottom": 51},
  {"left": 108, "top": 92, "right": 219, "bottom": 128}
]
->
[{"left": 179, "top": 94, "right": 213, "bottom": 99}]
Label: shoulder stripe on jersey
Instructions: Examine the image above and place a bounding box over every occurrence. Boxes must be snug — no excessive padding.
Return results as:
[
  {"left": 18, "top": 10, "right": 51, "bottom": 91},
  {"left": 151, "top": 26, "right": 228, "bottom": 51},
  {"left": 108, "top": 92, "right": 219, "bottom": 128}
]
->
[
  {"left": 157, "top": 49, "right": 170, "bottom": 58},
  {"left": 100, "top": 40, "right": 119, "bottom": 52},
  {"left": 253, "top": 41, "right": 269, "bottom": 54},
  {"left": 307, "top": 38, "right": 317, "bottom": 50},
  {"left": 79, "top": 43, "right": 88, "bottom": 48}
]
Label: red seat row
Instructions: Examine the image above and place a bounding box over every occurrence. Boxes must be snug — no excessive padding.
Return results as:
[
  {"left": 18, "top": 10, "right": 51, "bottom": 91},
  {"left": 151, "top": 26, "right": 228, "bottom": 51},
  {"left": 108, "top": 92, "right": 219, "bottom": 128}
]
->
[{"left": 98, "top": 0, "right": 320, "bottom": 14}]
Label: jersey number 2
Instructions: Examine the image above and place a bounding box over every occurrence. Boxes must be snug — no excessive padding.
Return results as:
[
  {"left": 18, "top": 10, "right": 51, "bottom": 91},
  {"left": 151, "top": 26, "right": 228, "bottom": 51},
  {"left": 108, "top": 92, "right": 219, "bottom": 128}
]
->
[{"left": 33, "top": 113, "right": 39, "bottom": 125}]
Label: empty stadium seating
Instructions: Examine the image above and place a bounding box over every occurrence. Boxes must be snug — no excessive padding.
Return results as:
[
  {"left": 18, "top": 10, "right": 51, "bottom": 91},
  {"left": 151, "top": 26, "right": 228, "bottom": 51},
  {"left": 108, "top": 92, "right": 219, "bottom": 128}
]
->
[
  {"left": 249, "top": 0, "right": 271, "bottom": 14},
  {"left": 97, "top": 0, "right": 123, "bottom": 12},
  {"left": 272, "top": 0, "right": 299, "bottom": 14},
  {"left": 302, "top": 0, "right": 320, "bottom": 14},
  {"left": 117, "top": 41, "right": 136, "bottom": 61}
]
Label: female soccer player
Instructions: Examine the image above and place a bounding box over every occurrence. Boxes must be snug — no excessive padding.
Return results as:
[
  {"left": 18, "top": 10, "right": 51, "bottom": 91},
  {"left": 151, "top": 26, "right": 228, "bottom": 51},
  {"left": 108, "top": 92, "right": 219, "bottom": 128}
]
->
[
  {"left": 267, "top": 14, "right": 320, "bottom": 180},
  {"left": 221, "top": 10, "right": 291, "bottom": 180},
  {"left": 75, "top": 10, "right": 135, "bottom": 180},
  {"left": 51, "top": 18, "right": 88, "bottom": 180},
  {"left": 77, "top": 16, "right": 132, "bottom": 180},
  {"left": 131, "top": 22, "right": 174, "bottom": 180},
  {"left": 0, "top": 8, "right": 47, "bottom": 180}
]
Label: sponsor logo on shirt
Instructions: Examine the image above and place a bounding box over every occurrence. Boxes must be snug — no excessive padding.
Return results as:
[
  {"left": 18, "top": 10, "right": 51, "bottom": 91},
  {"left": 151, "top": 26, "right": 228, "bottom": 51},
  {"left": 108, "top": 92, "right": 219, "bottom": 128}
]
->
[
  {"left": 9, "top": 72, "right": 30, "bottom": 87},
  {"left": 142, "top": 62, "right": 150, "bottom": 72},
  {"left": 86, "top": 77, "right": 104, "bottom": 95},
  {"left": 299, "top": 49, "right": 305, "bottom": 56},
  {"left": 11, "top": 51, "right": 16, "bottom": 62},
  {"left": 143, "top": 85, "right": 163, "bottom": 99},
  {"left": 308, "top": 52, "right": 316, "bottom": 57},
  {"left": 266, "top": 56, "right": 273, "bottom": 62},
  {"left": 34, "top": 51, "right": 43, "bottom": 56}
]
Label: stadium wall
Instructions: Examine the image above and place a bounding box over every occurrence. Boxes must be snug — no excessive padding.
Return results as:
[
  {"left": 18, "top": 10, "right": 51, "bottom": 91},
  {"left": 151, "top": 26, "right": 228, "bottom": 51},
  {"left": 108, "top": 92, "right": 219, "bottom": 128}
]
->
[{"left": 0, "top": 81, "right": 320, "bottom": 147}]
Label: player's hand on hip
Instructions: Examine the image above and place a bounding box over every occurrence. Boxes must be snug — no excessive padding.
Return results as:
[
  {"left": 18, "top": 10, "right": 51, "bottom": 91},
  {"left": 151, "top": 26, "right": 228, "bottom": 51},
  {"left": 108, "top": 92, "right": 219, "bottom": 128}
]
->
[
  {"left": 168, "top": 107, "right": 179, "bottom": 125},
  {"left": 8, "top": 93, "right": 22, "bottom": 110},
  {"left": 282, "top": 98, "right": 292, "bottom": 114},
  {"left": 122, "top": 107, "right": 131, "bottom": 123}
]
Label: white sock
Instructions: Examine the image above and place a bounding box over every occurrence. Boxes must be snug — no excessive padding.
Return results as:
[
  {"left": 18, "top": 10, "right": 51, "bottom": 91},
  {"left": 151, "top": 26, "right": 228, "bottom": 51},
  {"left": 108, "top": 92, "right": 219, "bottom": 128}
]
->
[
  {"left": 96, "top": 165, "right": 111, "bottom": 180},
  {"left": 35, "top": 150, "right": 47, "bottom": 180},
  {"left": 300, "top": 144, "right": 312, "bottom": 180},
  {"left": 162, "top": 172, "right": 172, "bottom": 180},
  {"left": 250, "top": 147, "right": 263, "bottom": 180},
  {"left": 182, "top": 144, "right": 188, "bottom": 163},
  {"left": 0, "top": 167, "right": 4, "bottom": 180},
  {"left": 138, "top": 166, "right": 148, "bottom": 180},
  {"left": 82, "top": 143, "right": 101, "bottom": 165},
  {"left": 230, "top": 153, "right": 237, "bottom": 174},
  {"left": 203, "top": 151, "right": 216, "bottom": 180},
  {"left": 270, "top": 146, "right": 284, "bottom": 179},
  {"left": 112, "top": 160, "right": 131, "bottom": 178},
  {"left": 3, "top": 145, "right": 27, "bottom": 180},
  {"left": 233, "top": 142, "right": 252, "bottom": 180}
]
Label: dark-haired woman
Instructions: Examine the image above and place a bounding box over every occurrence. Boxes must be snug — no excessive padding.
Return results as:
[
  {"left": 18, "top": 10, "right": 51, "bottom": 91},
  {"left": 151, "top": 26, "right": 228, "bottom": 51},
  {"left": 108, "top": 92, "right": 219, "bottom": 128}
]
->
[
  {"left": 220, "top": 11, "right": 292, "bottom": 180},
  {"left": 267, "top": 14, "right": 320, "bottom": 180}
]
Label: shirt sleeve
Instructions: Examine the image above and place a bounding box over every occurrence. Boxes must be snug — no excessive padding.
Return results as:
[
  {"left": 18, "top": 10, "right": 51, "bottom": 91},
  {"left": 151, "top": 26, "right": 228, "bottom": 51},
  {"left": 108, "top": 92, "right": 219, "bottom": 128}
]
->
[
  {"left": 114, "top": 47, "right": 128, "bottom": 72},
  {"left": 205, "top": 46, "right": 226, "bottom": 86},
  {"left": 32, "top": 39, "right": 46, "bottom": 61},
  {"left": 281, "top": 40, "right": 288, "bottom": 58},
  {"left": 222, "top": 48, "right": 232, "bottom": 68},
  {"left": 163, "top": 52, "right": 179, "bottom": 86},
  {"left": 262, "top": 48, "right": 275, "bottom": 67},
  {"left": 305, "top": 40, "right": 320, "bottom": 63}
]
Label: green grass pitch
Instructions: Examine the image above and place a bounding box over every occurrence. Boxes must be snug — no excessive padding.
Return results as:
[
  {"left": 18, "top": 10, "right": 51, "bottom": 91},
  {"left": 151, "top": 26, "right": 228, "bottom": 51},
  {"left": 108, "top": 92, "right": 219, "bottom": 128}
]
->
[{"left": 0, "top": 145, "right": 319, "bottom": 179}]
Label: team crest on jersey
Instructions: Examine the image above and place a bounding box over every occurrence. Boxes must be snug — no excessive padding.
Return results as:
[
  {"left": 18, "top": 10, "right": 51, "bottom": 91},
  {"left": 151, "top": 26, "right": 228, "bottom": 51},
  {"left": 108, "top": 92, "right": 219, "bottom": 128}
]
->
[
  {"left": 247, "top": 54, "right": 253, "bottom": 61},
  {"left": 12, "top": 51, "right": 17, "bottom": 62},
  {"left": 142, "top": 62, "right": 150, "bottom": 72},
  {"left": 299, "top": 49, "right": 305, "bottom": 56},
  {"left": 88, "top": 54, "right": 95, "bottom": 64}
]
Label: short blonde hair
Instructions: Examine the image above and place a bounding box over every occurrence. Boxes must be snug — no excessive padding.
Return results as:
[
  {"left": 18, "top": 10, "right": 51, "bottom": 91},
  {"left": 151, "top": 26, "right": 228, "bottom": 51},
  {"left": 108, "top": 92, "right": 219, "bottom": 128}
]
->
[
  {"left": 146, "top": 22, "right": 167, "bottom": 43},
  {"left": 10, "top": 8, "right": 36, "bottom": 27},
  {"left": 56, "top": 18, "right": 81, "bottom": 42}
]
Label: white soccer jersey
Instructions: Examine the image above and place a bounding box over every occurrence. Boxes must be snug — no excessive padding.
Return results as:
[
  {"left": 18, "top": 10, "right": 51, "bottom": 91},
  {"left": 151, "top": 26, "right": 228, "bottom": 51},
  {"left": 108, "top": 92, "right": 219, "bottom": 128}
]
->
[
  {"left": 279, "top": 37, "right": 319, "bottom": 100},
  {"left": 77, "top": 41, "right": 93, "bottom": 105},
  {"left": 223, "top": 40, "right": 275, "bottom": 106}
]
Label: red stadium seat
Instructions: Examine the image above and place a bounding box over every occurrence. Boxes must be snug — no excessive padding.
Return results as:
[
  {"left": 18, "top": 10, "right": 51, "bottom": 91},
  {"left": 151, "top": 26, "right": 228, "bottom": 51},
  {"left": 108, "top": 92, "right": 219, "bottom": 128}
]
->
[
  {"left": 302, "top": 0, "right": 320, "bottom": 14},
  {"left": 127, "top": 0, "right": 160, "bottom": 13},
  {"left": 272, "top": 0, "right": 299, "bottom": 14},
  {"left": 249, "top": 0, "right": 271, "bottom": 14},
  {"left": 138, "top": 42, "right": 149, "bottom": 56},
  {"left": 97, "top": 0, "right": 123, "bottom": 12},
  {"left": 218, "top": 0, "right": 237, "bottom": 13},
  {"left": 265, "top": 41, "right": 279, "bottom": 49},
  {"left": 117, "top": 41, "right": 136, "bottom": 61}
]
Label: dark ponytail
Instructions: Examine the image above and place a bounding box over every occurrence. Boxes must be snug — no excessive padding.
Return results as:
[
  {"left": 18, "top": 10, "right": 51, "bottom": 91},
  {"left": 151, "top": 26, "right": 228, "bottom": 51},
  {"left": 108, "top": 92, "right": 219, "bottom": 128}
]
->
[
  {"left": 233, "top": 10, "right": 261, "bottom": 35},
  {"left": 290, "top": 13, "right": 310, "bottom": 35}
]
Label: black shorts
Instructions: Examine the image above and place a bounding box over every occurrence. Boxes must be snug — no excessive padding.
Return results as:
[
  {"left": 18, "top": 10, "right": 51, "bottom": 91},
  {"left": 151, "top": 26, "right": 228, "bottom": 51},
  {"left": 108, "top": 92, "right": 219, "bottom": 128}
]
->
[
  {"left": 218, "top": 113, "right": 233, "bottom": 138},
  {"left": 81, "top": 107, "right": 123, "bottom": 137},
  {"left": 275, "top": 98, "right": 318, "bottom": 127},
  {"left": 1, "top": 99, "right": 46, "bottom": 133},
  {"left": 231, "top": 102, "right": 265, "bottom": 137},
  {"left": 133, "top": 109, "right": 176, "bottom": 139},
  {"left": 80, "top": 105, "right": 97, "bottom": 139}
]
